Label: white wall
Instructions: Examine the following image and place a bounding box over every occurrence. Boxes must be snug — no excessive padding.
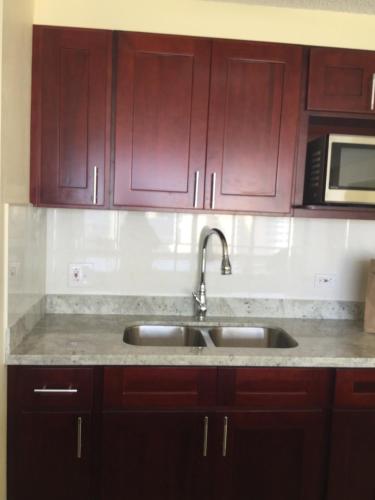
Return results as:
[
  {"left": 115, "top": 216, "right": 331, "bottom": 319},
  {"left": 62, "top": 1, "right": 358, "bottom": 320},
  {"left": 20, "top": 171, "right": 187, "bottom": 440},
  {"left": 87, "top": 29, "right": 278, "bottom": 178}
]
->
[
  {"left": 8, "top": 205, "right": 46, "bottom": 327},
  {"left": 46, "top": 209, "right": 374, "bottom": 302}
]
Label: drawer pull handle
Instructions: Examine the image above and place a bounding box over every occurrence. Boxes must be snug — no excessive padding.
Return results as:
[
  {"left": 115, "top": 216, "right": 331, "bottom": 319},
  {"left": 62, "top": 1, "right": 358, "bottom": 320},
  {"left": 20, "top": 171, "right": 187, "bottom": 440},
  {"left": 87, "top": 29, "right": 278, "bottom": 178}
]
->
[
  {"left": 193, "top": 170, "right": 200, "bottom": 208},
  {"left": 210, "top": 172, "right": 216, "bottom": 209},
  {"left": 34, "top": 385, "right": 78, "bottom": 394},
  {"left": 77, "top": 417, "right": 83, "bottom": 459},
  {"left": 93, "top": 165, "right": 98, "bottom": 205},
  {"left": 371, "top": 74, "right": 375, "bottom": 111},
  {"left": 203, "top": 416, "right": 209, "bottom": 457},
  {"left": 222, "top": 416, "right": 228, "bottom": 457}
]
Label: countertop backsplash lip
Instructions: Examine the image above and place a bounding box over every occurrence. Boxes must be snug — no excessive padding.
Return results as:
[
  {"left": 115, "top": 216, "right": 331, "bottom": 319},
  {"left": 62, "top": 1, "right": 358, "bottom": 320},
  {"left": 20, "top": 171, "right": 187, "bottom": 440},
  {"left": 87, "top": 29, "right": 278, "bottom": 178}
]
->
[
  {"left": 7, "top": 296, "right": 46, "bottom": 354},
  {"left": 45, "top": 294, "right": 365, "bottom": 320}
]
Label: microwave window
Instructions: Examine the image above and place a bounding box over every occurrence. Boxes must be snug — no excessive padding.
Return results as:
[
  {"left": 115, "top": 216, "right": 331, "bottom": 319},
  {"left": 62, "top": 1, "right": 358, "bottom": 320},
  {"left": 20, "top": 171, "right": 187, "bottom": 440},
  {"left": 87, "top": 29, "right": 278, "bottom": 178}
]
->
[{"left": 330, "top": 143, "right": 375, "bottom": 190}]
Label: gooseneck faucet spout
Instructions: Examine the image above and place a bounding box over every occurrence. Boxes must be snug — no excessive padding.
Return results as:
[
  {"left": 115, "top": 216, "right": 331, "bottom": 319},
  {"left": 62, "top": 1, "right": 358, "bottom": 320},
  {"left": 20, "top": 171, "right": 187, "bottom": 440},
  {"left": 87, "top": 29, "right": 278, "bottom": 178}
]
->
[{"left": 193, "top": 227, "right": 232, "bottom": 319}]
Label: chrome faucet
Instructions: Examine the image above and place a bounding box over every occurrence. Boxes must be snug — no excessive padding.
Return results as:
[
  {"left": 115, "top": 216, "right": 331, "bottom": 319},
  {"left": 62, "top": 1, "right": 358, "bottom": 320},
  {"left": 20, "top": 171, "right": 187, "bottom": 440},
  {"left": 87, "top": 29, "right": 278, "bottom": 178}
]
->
[{"left": 193, "top": 227, "right": 232, "bottom": 319}]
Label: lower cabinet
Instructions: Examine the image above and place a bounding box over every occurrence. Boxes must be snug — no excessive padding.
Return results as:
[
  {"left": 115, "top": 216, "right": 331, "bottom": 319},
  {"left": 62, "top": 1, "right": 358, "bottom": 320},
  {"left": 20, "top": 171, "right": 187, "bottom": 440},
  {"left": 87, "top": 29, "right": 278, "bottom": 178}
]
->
[
  {"left": 327, "top": 411, "right": 375, "bottom": 500},
  {"left": 215, "top": 411, "right": 327, "bottom": 500},
  {"left": 326, "top": 369, "right": 375, "bottom": 500},
  {"left": 7, "top": 366, "right": 95, "bottom": 500},
  {"left": 8, "top": 366, "right": 336, "bottom": 500},
  {"left": 100, "top": 410, "right": 327, "bottom": 500},
  {"left": 11, "top": 413, "right": 92, "bottom": 500},
  {"left": 101, "top": 412, "right": 212, "bottom": 500}
]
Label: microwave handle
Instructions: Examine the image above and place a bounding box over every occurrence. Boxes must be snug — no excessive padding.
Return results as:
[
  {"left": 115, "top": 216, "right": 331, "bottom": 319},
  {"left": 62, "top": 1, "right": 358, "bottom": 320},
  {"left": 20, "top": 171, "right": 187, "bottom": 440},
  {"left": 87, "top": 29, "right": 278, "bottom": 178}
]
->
[{"left": 371, "top": 74, "right": 375, "bottom": 111}]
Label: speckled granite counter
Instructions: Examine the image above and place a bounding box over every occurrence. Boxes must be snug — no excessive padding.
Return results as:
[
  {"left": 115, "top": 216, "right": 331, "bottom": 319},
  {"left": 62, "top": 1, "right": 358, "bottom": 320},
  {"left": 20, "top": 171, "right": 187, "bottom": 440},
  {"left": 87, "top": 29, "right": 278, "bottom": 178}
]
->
[{"left": 6, "top": 313, "right": 375, "bottom": 368}]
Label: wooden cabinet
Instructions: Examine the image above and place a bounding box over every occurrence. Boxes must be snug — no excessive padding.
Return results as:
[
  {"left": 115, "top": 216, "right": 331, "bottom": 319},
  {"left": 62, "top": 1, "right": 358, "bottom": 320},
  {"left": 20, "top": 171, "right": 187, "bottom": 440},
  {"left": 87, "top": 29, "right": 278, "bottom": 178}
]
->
[
  {"left": 101, "top": 367, "right": 330, "bottom": 500},
  {"left": 113, "top": 32, "right": 210, "bottom": 210},
  {"left": 206, "top": 41, "right": 303, "bottom": 213},
  {"left": 214, "top": 369, "right": 330, "bottom": 500},
  {"left": 7, "top": 367, "right": 95, "bottom": 500},
  {"left": 31, "top": 28, "right": 304, "bottom": 215},
  {"left": 327, "top": 411, "right": 375, "bottom": 500},
  {"left": 30, "top": 26, "right": 112, "bottom": 208},
  {"left": 215, "top": 411, "right": 327, "bottom": 500},
  {"left": 327, "top": 369, "right": 375, "bottom": 500},
  {"left": 113, "top": 35, "right": 303, "bottom": 214},
  {"left": 101, "top": 367, "right": 215, "bottom": 500},
  {"left": 8, "top": 366, "right": 334, "bottom": 500},
  {"left": 101, "top": 412, "right": 212, "bottom": 500},
  {"left": 308, "top": 47, "right": 375, "bottom": 114}
]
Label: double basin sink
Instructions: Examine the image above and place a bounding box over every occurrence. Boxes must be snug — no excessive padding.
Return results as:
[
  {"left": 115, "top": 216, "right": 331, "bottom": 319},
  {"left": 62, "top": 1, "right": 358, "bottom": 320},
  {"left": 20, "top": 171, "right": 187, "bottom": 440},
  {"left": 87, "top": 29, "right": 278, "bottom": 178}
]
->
[{"left": 123, "top": 325, "right": 298, "bottom": 349}]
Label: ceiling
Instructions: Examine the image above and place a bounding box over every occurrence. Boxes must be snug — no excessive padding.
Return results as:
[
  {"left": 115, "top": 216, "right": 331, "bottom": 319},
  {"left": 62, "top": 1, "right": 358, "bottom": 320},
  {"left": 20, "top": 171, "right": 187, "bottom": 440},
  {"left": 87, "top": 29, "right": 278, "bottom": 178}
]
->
[{"left": 228, "top": 0, "right": 375, "bottom": 14}]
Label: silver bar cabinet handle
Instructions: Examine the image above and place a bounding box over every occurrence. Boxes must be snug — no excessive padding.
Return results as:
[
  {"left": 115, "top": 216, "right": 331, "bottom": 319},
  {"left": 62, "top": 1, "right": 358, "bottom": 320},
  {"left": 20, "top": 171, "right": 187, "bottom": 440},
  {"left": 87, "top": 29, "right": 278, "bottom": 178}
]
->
[
  {"left": 210, "top": 172, "right": 216, "bottom": 209},
  {"left": 203, "top": 416, "right": 209, "bottom": 457},
  {"left": 193, "top": 170, "right": 200, "bottom": 208},
  {"left": 371, "top": 74, "right": 375, "bottom": 111},
  {"left": 77, "top": 417, "right": 82, "bottom": 459},
  {"left": 93, "top": 166, "right": 98, "bottom": 205},
  {"left": 222, "top": 416, "right": 228, "bottom": 457},
  {"left": 34, "top": 387, "right": 78, "bottom": 394}
]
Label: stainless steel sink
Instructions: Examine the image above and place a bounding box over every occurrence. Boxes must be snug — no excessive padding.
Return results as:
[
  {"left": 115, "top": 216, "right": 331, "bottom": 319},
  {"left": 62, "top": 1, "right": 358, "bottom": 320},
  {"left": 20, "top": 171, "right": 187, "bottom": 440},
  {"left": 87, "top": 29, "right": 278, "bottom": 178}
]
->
[
  {"left": 123, "top": 325, "right": 206, "bottom": 347},
  {"left": 208, "top": 326, "right": 298, "bottom": 348}
]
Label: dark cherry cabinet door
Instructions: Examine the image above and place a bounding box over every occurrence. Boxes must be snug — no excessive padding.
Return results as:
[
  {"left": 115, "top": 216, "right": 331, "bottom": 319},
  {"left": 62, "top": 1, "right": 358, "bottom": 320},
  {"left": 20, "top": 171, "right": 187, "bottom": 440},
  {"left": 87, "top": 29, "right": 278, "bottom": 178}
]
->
[
  {"left": 113, "top": 32, "right": 210, "bottom": 209},
  {"left": 205, "top": 41, "right": 303, "bottom": 214},
  {"left": 215, "top": 411, "right": 327, "bottom": 500},
  {"left": 11, "top": 412, "right": 92, "bottom": 500},
  {"left": 101, "top": 412, "right": 213, "bottom": 500},
  {"left": 327, "top": 411, "right": 375, "bottom": 500},
  {"left": 308, "top": 47, "right": 375, "bottom": 114},
  {"left": 31, "top": 26, "right": 112, "bottom": 207}
]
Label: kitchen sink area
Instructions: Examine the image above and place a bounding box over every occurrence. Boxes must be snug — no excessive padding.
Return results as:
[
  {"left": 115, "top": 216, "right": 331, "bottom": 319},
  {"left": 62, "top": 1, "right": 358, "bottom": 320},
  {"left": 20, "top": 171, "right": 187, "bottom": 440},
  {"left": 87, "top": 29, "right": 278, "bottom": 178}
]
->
[
  {"left": 123, "top": 325, "right": 206, "bottom": 347},
  {"left": 208, "top": 326, "right": 298, "bottom": 348},
  {"left": 123, "top": 324, "right": 298, "bottom": 349}
]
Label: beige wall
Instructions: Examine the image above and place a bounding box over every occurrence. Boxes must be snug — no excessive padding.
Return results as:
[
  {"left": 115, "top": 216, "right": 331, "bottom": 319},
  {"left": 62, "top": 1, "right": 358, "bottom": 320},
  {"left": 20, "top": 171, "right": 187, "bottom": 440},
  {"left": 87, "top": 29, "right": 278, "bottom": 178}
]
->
[
  {"left": 34, "top": 0, "right": 375, "bottom": 49},
  {"left": 0, "top": 2, "right": 5, "bottom": 498},
  {"left": 1, "top": 0, "right": 33, "bottom": 205},
  {"left": 0, "top": 0, "right": 34, "bottom": 498}
]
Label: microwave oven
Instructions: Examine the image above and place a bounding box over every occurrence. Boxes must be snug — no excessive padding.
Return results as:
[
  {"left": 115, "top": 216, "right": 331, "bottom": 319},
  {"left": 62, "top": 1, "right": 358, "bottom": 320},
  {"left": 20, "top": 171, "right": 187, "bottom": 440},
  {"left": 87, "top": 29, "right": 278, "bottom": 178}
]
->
[{"left": 304, "top": 134, "right": 375, "bottom": 205}]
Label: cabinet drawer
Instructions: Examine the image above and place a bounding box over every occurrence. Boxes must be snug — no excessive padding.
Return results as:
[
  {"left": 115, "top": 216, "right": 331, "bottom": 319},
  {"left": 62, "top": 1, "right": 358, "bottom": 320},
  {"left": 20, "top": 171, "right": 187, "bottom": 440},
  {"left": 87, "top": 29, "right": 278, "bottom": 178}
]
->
[
  {"left": 10, "top": 367, "right": 94, "bottom": 411},
  {"left": 217, "top": 368, "right": 333, "bottom": 409},
  {"left": 335, "top": 369, "right": 375, "bottom": 409},
  {"left": 103, "top": 367, "right": 216, "bottom": 409}
]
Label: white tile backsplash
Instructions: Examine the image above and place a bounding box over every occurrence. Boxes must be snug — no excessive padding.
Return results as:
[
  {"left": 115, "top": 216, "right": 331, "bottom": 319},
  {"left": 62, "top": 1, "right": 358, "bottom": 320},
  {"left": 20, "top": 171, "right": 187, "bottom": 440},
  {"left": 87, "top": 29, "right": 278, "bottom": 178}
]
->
[
  {"left": 8, "top": 205, "right": 47, "bottom": 326},
  {"left": 45, "top": 208, "right": 375, "bottom": 301}
]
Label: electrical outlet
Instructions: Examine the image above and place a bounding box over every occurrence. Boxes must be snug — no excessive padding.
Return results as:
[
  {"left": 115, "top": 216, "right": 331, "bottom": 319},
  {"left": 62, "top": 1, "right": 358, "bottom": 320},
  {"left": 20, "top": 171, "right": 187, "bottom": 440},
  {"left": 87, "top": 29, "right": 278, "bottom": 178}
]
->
[
  {"left": 314, "top": 273, "right": 336, "bottom": 289},
  {"left": 9, "top": 262, "right": 20, "bottom": 279},
  {"left": 68, "top": 264, "right": 92, "bottom": 287}
]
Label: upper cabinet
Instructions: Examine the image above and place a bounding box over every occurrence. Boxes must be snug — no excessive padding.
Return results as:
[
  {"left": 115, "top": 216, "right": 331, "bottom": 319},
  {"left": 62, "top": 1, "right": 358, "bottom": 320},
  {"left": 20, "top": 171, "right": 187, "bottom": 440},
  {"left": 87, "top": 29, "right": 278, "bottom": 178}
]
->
[
  {"left": 30, "top": 26, "right": 112, "bottom": 207},
  {"left": 113, "top": 35, "right": 303, "bottom": 214},
  {"left": 308, "top": 47, "right": 375, "bottom": 114},
  {"left": 113, "top": 33, "right": 210, "bottom": 210},
  {"left": 206, "top": 41, "right": 303, "bottom": 213}
]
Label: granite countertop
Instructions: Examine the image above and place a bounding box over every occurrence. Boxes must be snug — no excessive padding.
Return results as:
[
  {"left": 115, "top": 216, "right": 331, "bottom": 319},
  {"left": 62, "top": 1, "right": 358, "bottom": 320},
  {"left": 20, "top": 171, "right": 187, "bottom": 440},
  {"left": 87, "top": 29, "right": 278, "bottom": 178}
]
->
[{"left": 6, "top": 313, "right": 375, "bottom": 368}]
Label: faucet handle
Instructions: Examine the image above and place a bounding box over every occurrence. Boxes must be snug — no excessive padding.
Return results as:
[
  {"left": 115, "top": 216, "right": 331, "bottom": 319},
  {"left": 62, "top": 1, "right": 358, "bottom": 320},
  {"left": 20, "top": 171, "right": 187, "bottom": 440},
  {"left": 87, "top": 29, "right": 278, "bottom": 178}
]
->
[
  {"left": 192, "top": 291, "right": 207, "bottom": 313},
  {"left": 192, "top": 291, "right": 202, "bottom": 305}
]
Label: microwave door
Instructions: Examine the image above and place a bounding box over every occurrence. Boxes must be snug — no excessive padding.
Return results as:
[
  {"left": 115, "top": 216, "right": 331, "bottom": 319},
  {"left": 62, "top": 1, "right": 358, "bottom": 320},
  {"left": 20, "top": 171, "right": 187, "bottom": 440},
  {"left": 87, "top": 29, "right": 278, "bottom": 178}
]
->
[{"left": 325, "top": 136, "right": 375, "bottom": 204}]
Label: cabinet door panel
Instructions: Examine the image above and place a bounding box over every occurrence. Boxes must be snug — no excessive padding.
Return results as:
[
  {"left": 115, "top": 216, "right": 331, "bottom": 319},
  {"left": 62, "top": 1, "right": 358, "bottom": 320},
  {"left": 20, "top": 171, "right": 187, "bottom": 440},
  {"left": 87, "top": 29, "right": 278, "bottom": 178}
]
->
[
  {"left": 31, "top": 26, "right": 112, "bottom": 207},
  {"left": 206, "top": 41, "right": 302, "bottom": 213},
  {"left": 101, "top": 412, "right": 212, "bottom": 500},
  {"left": 11, "top": 413, "right": 92, "bottom": 500},
  {"left": 327, "top": 411, "right": 375, "bottom": 500},
  {"left": 216, "top": 411, "right": 327, "bottom": 500},
  {"left": 308, "top": 48, "right": 375, "bottom": 113},
  {"left": 113, "top": 32, "right": 210, "bottom": 209}
]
